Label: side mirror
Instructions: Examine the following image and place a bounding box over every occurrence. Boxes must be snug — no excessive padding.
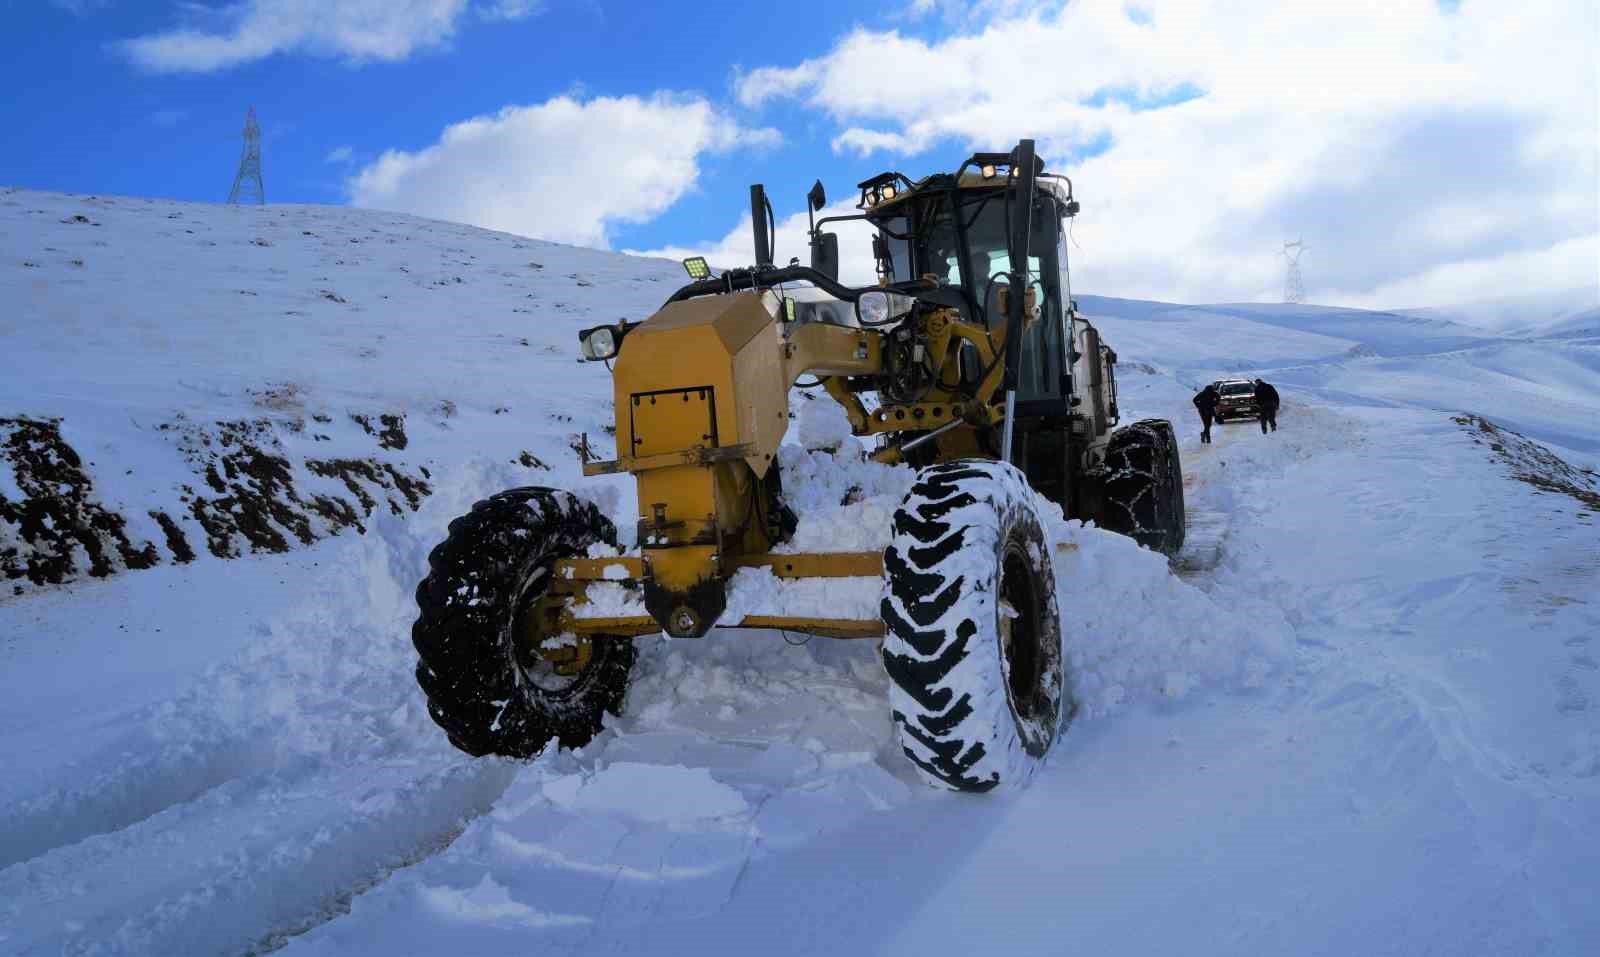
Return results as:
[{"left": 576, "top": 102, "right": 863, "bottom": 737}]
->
[
  {"left": 810, "top": 231, "right": 839, "bottom": 281},
  {"left": 855, "top": 289, "right": 914, "bottom": 326},
  {"left": 807, "top": 179, "right": 826, "bottom": 212}
]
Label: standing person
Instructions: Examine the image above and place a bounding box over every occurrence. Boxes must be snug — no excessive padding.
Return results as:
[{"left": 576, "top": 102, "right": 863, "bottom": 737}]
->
[
  {"left": 1254, "top": 378, "right": 1280, "bottom": 434},
  {"left": 1193, "top": 383, "right": 1219, "bottom": 444}
]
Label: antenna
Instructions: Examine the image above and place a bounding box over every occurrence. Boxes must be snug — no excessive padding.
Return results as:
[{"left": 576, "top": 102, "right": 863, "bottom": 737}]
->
[
  {"left": 1281, "top": 237, "right": 1306, "bottom": 303},
  {"left": 228, "top": 107, "right": 265, "bottom": 205}
]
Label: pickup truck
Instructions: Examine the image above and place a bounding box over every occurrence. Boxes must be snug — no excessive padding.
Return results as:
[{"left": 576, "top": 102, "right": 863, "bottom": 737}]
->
[{"left": 1212, "top": 378, "right": 1258, "bottom": 422}]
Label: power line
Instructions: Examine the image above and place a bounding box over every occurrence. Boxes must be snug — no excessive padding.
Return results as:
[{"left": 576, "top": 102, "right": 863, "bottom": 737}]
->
[{"left": 227, "top": 106, "right": 264, "bottom": 205}]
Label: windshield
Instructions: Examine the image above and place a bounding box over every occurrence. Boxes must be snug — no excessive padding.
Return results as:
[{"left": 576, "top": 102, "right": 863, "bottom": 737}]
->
[
  {"left": 875, "top": 188, "right": 1064, "bottom": 399},
  {"left": 1220, "top": 383, "right": 1254, "bottom": 396}
]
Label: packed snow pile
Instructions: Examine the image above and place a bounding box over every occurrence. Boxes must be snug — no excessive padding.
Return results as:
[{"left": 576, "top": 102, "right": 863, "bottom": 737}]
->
[{"left": 1047, "top": 513, "right": 1291, "bottom": 715}]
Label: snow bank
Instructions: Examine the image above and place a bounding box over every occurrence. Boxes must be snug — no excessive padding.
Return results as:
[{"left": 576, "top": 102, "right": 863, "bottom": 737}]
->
[
  {"left": 1046, "top": 514, "right": 1294, "bottom": 716},
  {"left": 0, "top": 458, "right": 528, "bottom": 955}
]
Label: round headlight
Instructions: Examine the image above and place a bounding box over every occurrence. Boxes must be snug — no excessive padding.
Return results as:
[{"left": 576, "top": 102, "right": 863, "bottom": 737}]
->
[{"left": 580, "top": 326, "right": 617, "bottom": 361}]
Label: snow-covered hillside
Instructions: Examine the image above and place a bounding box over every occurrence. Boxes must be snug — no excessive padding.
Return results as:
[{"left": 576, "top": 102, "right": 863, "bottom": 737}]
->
[
  {"left": 2, "top": 190, "right": 1597, "bottom": 956},
  {"left": 1, "top": 187, "right": 675, "bottom": 594}
]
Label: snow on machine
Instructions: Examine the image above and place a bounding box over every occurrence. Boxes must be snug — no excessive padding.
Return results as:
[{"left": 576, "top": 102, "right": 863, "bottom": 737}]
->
[{"left": 411, "top": 141, "right": 1185, "bottom": 791}]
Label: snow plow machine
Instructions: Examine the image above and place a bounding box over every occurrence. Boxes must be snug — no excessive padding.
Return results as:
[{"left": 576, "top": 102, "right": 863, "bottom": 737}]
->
[{"left": 412, "top": 140, "right": 1185, "bottom": 791}]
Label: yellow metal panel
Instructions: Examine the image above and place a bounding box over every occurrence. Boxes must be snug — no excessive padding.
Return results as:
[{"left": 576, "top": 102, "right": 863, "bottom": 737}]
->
[
  {"left": 565, "top": 615, "right": 661, "bottom": 637},
  {"left": 553, "top": 556, "right": 645, "bottom": 582},
  {"left": 782, "top": 322, "right": 881, "bottom": 379},
  {"left": 580, "top": 443, "right": 754, "bottom": 477},
  {"left": 631, "top": 387, "right": 717, "bottom": 457},
  {"left": 730, "top": 319, "right": 787, "bottom": 476},
  {"left": 865, "top": 401, "right": 969, "bottom": 434}
]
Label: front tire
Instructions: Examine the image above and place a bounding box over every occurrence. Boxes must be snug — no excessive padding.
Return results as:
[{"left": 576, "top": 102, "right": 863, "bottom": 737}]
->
[
  {"left": 881, "top": 460, "right": 1067, "bottom": 792},
  {"left": 412, "top": 488, "right": 635, "bottom": 758},
  {"left": 1098, "top": 419, "right": 1186, "bottom": 555}
]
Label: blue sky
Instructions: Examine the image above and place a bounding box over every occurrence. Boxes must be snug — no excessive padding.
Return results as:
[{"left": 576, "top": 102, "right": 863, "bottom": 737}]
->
[
  {"left": 1, "top": 1, "right": 946, "bottom": 254},
  {"left": 2, "top": 1, "right": 1595, "bottom": 308}
]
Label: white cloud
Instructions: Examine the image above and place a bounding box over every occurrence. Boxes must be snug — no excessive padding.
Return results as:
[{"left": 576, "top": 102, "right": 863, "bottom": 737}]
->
[
  {"left": 1332, "top": 233, "right": 1600, "bottom": 313},
  {"left": 325, "top": 144, "right": 355, "bottom": 164},
  {"left": 117, "top": 0, "right": 517, "bottom": 73},
  {"left": 726, "top": 0, "right": 1598, "bottom": 308},
  {"left": 476, "top": 0, "right": 541, "bottom": 21},
  {"left": 348, "top": 93, "right": 781, "bottom": 249}
]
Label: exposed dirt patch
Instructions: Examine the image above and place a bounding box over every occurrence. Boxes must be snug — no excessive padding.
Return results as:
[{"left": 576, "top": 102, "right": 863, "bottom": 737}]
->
[
  {"left": 1, "top": 418, "right": 159, "bottom": 586},
  {"left": 150, "top": 510, "right": 196, "bottom": 564},
  {"left": 172, "top": 418, "right": 430, "bottom": 558},
  {"left": 179, "top": 420, "right": 319, "bottom": 557},
  {"left": 1454, "top": 414, "right": 1600, "bottom": 511},
  {"left": 3, "top": 411, "right": 434, "bottom": 597},
  {"left": 350, "top": 413, "right": 408, "bottom": 450},
  {"left": 306, "top": 458, "right": 430, "bottom": 520},
  {"left": 248, "top": 382, "right": 304, "bottom": 412}
]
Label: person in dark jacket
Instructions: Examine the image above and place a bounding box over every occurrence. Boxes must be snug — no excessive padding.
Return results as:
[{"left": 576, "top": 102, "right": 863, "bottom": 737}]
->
[
  {"left": 1193, "top": 384, "right": 1219, "bottom": 444},
  {"left": 1254, "top": 379, "right": 1280, "bottom": 433}
]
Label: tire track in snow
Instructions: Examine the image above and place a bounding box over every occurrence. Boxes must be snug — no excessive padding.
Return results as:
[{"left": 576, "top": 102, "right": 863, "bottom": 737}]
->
[
  {"left": 0, "top": 725, "right": 278, "bottom": 870},
  {"left": 0, "top": 499, "right": 529, "bottom": 955},
  {"left": 0, "top": 757, "right": 516, "bottom": 956}
]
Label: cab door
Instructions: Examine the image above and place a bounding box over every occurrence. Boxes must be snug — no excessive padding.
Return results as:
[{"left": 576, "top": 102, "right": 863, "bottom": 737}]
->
[{"left": 1011, "top": 205, "right": 1076, "bottom": 508}]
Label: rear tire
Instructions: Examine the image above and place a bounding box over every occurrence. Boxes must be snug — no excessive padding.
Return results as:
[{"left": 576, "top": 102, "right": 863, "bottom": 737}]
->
[
  {"left": 412, "top": 488, "right": 636, "bottom": 758},
  {"left": 881, "top": 460, "right": 1067, "bottom": 792},
  {"left": 1098, "top": 419, "right": 1186, "bottom": 555}
]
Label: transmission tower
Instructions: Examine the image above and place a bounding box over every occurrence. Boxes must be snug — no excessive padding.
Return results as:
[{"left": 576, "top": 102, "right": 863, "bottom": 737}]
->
[
  {"left": 1281, "top": 237, "right": 1307, "bottom": 303},
  {"left": 227, "top": 106, "right": 265, "bottom": 205}
]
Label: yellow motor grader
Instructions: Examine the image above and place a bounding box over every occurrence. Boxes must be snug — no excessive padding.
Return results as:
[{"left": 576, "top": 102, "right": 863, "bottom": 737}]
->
[{"left": 412, "top": 140, "right": 1185, "bottom": 791}]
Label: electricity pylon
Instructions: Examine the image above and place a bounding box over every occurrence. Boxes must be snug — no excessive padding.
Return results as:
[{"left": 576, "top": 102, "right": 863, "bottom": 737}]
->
[
  {"left": 228, "top": 107, "right": 265, "bottom": 205},
  {"left": 1281, "top": 238, "right": 1307, "bottom": 303}
]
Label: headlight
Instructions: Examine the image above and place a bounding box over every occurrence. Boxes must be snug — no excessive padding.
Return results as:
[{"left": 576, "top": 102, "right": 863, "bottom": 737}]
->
[{"left": 578, "top": 325, "right": 619, "bottom": 361}]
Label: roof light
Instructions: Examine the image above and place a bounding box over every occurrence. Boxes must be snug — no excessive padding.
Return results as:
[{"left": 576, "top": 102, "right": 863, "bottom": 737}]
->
[
  {"left": 682, "top": 256, "right": 710, "bottom": 280},
  {"left": 881, "top": 184, "right": 897, "bottom": 200},
  {"left": 980, "top": 164, "right": 998, "bottom": 180}
]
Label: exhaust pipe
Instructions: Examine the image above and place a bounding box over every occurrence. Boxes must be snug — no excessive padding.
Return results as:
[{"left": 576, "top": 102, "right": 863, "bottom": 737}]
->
[{"left": 750, "top": 184, "right": 772, "bottom": 267}]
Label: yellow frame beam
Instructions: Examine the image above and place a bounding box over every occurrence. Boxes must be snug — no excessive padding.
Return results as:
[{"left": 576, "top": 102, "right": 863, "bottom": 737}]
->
[
  {"left": 552, "top": 550, "right": 883, "bottom": 585},
  {"left": 561, "top": 613, "right": 883, "bottom": 640}
]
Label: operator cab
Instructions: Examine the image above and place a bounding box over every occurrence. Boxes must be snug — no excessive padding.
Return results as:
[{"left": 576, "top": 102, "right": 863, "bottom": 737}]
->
[{"left": 853, "top": 166, "right": 1114, "bottom": 508}]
